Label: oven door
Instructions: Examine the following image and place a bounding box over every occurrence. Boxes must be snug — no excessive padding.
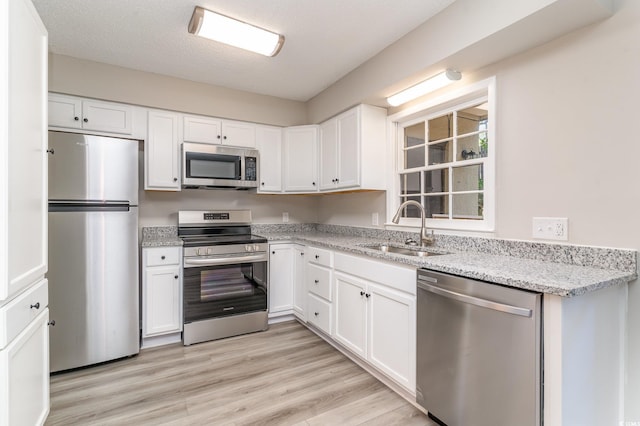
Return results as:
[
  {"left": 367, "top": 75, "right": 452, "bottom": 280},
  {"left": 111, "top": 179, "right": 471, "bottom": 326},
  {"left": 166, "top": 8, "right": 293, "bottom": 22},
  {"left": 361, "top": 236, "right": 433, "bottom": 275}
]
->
[{"left": 183, "top": 257, "right": 267, "bottom": 323}]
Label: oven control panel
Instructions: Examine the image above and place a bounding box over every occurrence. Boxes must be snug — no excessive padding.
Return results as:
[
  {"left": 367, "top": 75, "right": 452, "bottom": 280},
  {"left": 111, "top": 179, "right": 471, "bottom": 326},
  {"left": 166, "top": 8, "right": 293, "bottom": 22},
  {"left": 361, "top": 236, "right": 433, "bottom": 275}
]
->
[{"left": 203, "top": 212, "right": 230, "bottom": 221}]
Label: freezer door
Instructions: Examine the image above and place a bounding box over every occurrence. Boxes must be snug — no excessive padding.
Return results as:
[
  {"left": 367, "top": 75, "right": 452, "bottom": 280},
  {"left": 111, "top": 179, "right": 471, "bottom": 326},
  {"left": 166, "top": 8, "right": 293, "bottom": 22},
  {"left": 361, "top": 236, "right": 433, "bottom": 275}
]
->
[
  {"left": 48, "top": 131, "right": 139, "bottom": 204},
  {"left": 47, "top": 207, "right": 139, "bottom": 372}
]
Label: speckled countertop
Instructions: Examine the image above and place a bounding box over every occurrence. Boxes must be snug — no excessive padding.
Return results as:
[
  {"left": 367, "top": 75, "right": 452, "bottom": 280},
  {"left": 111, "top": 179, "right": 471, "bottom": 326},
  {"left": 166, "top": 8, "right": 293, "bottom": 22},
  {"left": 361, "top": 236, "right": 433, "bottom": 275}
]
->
[
  {"left": 253, "top": 226, "right": 637, "bottom": 298},
  {"left": 141, "top": 224, "right": 637, "bottom": 297}
]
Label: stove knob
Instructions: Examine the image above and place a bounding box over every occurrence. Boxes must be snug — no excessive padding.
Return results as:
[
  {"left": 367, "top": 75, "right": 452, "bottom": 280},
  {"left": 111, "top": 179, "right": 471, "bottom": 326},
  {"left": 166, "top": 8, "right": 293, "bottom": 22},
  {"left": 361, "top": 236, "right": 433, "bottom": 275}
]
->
[
  {"left": 207, "top": 247, "right": 214, "bottom": 255},
  {"left": 254, "top": 245, "right": 261, "bottom": 252},
  {"left": 246, "top": 245, "right": 254, "bottom": 252},
  {"left": 196, "top": 248, "right": 202, "bottom": 256}
]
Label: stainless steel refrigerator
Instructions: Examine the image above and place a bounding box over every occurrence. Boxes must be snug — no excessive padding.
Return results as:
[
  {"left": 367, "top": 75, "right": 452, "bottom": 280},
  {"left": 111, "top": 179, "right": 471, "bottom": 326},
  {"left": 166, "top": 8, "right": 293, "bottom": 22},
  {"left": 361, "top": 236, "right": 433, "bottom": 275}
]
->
[{"left": 47, "top": 131, "right": 139, "bottom": 372}]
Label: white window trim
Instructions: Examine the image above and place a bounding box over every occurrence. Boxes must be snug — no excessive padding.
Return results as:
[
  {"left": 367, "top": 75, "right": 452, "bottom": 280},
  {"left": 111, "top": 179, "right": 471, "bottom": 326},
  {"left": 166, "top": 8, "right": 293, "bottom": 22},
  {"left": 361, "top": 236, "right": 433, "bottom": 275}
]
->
[{"left": 386, "top": 76, "right": 497, "bottom": 233}]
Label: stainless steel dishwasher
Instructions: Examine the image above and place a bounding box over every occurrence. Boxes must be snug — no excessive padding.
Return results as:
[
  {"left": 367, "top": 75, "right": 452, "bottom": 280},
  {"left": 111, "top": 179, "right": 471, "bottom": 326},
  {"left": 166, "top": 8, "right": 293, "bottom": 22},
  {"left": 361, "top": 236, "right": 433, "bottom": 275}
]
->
[{"left": 416, "top": 269, "right": 542, "bottom": 426}]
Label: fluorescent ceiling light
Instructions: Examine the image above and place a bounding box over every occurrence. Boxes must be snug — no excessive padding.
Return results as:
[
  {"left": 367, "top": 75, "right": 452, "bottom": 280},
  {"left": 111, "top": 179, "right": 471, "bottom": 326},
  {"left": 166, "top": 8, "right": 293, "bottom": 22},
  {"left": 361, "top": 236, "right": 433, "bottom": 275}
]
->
[
  {"left": 387, "top": 69, "right": 462, "bottom": 107},
  {"left": 188, "top": 6, "right": 284, "bottom": 57}
]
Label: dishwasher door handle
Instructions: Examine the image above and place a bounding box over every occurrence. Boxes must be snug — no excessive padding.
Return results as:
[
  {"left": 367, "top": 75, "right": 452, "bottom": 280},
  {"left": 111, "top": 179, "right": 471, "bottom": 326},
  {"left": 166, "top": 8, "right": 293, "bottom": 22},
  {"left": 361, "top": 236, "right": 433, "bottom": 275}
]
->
[{"left": 418, "top": 281, "right": 532, "bottom": 317}]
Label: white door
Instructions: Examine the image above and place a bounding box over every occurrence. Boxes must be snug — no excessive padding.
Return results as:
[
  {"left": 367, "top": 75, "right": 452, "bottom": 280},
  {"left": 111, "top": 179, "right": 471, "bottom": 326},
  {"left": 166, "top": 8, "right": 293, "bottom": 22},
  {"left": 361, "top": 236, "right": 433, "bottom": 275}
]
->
[
  {"left": 333, "top": 273, "right": 367, "bottom": 358},
  {"left": 146, "top": 110, "right": 180, "bottom": 190},
  {"left": 255, "top": 125, "right": 282, "bottom": 192},
  {"left": 268, "top": 245, "right": 293, "bottom": 314},
  {"left": 48, "top": 94, "right": 82, "bottom": 129},
  {"left": 337, "top": 108, "right": 360, "bottom": 189},
  {"left": 183, "top": 115, "right": 222, "bottom": 144},
  {"left": 292, "top": 245, "right": 306, "bottom": 320},
  {"left": 222, "top": 120, "right": 256, "bottom": 148},
  {"left": 0, "top": 309, "right": 50, "bottom": 426},
  {"left": 82, "top": 100, "right": 132, "bottom": 134},
  {"left": 283, "top": 126, "right": 318, "bottom": 192},
  {"left": 319, "top": 119, "right": 338, "bottom": 190},
  {"left": 368, "top": 283, "right": 416, "bottom": 391},
  {"left": 143, "top": 265, "right": 181, "bottom": 336}
]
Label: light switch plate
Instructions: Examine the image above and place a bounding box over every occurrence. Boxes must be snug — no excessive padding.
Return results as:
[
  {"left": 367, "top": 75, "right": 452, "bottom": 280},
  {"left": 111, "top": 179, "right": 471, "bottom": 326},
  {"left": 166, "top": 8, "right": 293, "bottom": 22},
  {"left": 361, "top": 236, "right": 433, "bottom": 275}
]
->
[
  {"left": 532, "top": 217, "right": 568, "bottom": 241},
  {"left": 282, "top": 212, "right": 289, "bottom": 223}
]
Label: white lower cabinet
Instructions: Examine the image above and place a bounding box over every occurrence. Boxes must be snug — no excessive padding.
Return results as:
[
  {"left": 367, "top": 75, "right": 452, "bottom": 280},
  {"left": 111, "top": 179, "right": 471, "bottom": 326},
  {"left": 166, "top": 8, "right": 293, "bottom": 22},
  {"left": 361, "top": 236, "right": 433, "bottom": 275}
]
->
[
  {"left": 0, "top": 309, "right": 50, "bottom": 426},
  {"left": 141, "top": 247, "right": 182, "bottom": 348},
  {"left": 269, "top": 243, "right": 305, "bottom": 320}
]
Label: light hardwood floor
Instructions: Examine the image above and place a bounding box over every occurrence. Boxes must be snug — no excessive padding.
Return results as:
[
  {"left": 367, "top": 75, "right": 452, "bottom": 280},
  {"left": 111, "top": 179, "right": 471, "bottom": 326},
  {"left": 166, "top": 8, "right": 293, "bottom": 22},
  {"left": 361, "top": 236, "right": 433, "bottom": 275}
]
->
[{"left": 46, "top": 321, "right": 436, "bottom": 426}]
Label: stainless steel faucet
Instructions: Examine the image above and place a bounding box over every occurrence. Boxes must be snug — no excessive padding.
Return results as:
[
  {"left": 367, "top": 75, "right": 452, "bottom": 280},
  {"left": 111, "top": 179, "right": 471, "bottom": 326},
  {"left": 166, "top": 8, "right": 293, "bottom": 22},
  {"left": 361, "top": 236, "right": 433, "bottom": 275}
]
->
[{"left": 392, "top": 200, "right": 434, "bottom": 247}]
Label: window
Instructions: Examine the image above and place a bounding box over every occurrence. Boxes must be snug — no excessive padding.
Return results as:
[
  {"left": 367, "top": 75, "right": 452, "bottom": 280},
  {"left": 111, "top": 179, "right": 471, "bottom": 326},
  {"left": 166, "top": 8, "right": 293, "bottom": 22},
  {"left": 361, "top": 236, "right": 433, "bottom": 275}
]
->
[{"left": 390, "top": 78, "right": 495, "bottom": 232}]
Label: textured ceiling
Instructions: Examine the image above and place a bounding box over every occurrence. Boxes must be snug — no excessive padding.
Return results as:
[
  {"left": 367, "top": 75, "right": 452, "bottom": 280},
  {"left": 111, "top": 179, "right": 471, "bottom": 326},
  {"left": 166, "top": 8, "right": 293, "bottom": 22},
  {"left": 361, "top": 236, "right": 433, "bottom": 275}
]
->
[{"left": 32, "top": 0, "right": 456, "bottom": 102}]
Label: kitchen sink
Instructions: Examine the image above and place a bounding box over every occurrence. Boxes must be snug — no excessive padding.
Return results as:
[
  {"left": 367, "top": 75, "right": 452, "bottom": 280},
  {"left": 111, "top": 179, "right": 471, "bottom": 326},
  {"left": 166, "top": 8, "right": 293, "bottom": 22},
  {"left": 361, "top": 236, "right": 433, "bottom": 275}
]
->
[{"left": 362, "top": 244, "right": 444, "bottom": 257}]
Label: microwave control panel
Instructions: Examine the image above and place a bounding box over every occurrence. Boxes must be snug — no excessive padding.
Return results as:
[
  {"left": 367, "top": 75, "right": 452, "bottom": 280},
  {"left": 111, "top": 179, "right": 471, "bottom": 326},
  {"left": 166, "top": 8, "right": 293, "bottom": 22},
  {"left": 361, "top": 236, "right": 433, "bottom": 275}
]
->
[{"left": 245, "top": 157, "right": 257, "bottom": 181}]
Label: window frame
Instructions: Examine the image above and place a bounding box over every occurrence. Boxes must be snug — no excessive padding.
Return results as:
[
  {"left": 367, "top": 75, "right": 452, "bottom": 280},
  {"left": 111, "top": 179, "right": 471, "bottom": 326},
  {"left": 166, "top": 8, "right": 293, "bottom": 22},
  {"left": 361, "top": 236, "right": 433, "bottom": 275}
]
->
[{"left": 386, "top": 77, "right": 496, "bottom": 233}]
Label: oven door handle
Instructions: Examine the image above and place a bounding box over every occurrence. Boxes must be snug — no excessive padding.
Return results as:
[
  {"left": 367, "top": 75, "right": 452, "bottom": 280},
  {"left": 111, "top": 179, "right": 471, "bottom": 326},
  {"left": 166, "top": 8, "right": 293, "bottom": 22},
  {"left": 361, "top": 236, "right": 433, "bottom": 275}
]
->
[{"left": 184, "top": 254, "right": 267, "bottom": 267}]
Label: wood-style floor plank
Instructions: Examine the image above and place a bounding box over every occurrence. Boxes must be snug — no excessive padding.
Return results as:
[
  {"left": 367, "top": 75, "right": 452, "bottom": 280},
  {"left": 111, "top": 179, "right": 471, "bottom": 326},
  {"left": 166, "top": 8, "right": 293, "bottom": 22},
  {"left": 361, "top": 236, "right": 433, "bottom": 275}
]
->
[{"left": 46, "top": 321, "right": 437, "bottom": 426}]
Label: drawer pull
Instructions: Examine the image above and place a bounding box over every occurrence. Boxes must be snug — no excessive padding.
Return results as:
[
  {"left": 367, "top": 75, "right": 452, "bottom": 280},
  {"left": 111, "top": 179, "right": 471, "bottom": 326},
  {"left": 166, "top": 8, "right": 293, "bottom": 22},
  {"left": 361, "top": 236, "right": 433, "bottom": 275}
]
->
[
  {"left": 161, "top": 255, "right": 166, "bottom": 260},
  {"left": 315, "top": 255, "right": 320, "bottom": 259},
  {"left": 30, "top": 302, "right": 41, "bottom": 309},
  {"left": 300, "top": 252, "right": 304, "bottom": 256},
  {"left": 48, "top": 320, "right": 56, "bottom": 326},
  {"left": 314, "top": 312, "right": 319, "bottom": 316},
  {"left": 314, "top": 280, "right": 319, "bottom": 284}
]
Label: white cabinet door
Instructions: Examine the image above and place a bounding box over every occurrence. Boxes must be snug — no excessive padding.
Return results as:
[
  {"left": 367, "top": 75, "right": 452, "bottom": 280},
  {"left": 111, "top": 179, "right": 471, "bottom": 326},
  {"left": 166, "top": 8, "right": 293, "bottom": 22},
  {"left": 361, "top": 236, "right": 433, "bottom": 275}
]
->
[
  {"left": 146, "top": 110, "right": 181, "bottom": 191},
  {"left": 368, "top": 283, "right": 416, "bottom": 391},
  {"left": 292, "top": 245, "right": 306, "bottom": 320},
  {"left": 255, "top": 125, "right": 283, "bottom": 193},
  {"left": 48, "top": 94, "right": 82, "bottom": 129},
  {"left": 319, "top": 119, "right": 338, "bottom": 190},
  {"left": 269, "top": 244, "right": 294, "bottom": 315},
  {"left": 283, "top": 126, "right": 319, "bottom": 192},
  {"left": 336, "top": 107, "right": 360, "bottom": 189},
  {"left": 143, "top": 264, "right": 181, "bottom": 337},
  {"left": 48, "top": 94, "right": 133, "bottom": 135},
  {"left": 2, "top": 0, "right": 48, "bottom": 303},
  {"left": 183, "top": 115, "right": 222, "bottom": 144},
  {"left": 334, "top": 272, "right": 367, "bottom": 358},
  {"left": 222, "top": 120, "right": 256, "bottom": 148},
  {"left": 0, "top": 309, "right": 49, "bottom": 426},
  {"left": 81, "top": 99, "right": 132, "bottom": 135}
]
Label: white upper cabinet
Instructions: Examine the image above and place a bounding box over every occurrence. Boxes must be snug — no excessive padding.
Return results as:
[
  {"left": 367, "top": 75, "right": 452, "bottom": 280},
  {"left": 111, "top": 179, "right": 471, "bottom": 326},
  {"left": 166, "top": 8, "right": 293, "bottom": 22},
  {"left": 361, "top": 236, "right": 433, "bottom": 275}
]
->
[
  {"left": 255, "top": 125, "right": 283, "bottom": 193},
  {"left": 183, "top": 115, "right": 256, "bottom": 148},
  {"left": 319, "top": 104, "right": 387, "bottom": 192},
  {"left": 49, "top": 93, "right": 133, "bottom": 135},
  {"left": 146, "top": 109, "right": 181, "bottom": 191},
  {"left": 283, "top": 125, "right": 319, "bottom": 192}
]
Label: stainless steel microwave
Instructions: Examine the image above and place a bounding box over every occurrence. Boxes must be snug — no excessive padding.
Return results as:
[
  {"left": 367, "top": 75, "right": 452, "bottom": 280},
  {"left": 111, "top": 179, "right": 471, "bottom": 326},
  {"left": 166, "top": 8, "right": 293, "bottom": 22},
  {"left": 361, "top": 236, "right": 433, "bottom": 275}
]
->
[{"left": 182, "top": 142, "right": 259, "bottom": 189}]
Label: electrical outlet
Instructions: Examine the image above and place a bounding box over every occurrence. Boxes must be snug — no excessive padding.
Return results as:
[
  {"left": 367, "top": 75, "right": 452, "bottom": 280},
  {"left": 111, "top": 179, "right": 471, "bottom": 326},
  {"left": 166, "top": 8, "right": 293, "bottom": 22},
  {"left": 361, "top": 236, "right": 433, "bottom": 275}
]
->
[
  {"left": 282, "top": 212, "right": 289, "bottom": 223},
  {"left": 372, "top": 212, "right": 379, "bottom": 226},
  {"left": 532, "top": 217, "right": 568, "bottom": 241}
]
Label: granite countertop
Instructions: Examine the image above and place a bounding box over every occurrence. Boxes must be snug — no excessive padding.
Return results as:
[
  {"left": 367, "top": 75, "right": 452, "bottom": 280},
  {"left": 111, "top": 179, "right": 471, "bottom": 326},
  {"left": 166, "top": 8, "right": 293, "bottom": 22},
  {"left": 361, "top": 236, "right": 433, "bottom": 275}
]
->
[
  {"left": 141, "top": 226, "right": 183, "bottom": 247},
  {"left": 257, "top": 230, "right": 637, "bottom": 297}
]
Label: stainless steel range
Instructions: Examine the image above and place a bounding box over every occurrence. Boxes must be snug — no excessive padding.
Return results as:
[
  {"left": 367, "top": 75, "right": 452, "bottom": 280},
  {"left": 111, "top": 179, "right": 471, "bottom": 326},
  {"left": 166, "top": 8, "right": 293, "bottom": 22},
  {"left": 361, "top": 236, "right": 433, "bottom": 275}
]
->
[{"left": 178, "top": 210, "right": 268, "bottom": 345}]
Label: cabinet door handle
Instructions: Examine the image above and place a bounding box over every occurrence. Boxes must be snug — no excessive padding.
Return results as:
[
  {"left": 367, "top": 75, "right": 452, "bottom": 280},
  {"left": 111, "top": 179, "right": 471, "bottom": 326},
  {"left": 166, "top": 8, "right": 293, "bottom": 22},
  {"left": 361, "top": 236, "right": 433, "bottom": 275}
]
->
[
  {"left": 261, "top": 182, "right": 265, "bottom": 186},
  {"left": 365, "top": 293, "right": 371, "bottom": 298},
  {"left": 335, "top": 178, "right": 339, "bottom": 183},
  {"left": 161, "top": 255, "right": 166, "bottom": 260},
  {"left": 223, "top": 135, "right": 227, "bottom": 140},
  {"left": 74, "top": 116, "right": 79, "bottom": 121},
  {"left": 46, "top": 149, "right": 55, "bottom": 155},
  {"left": 315, "top": 255, "right": 319, "bottom": 259},
  {"left": 173, "top": 177, "right": 178, "bottom": 182},
  {"left": 48, "top": 320, "right": 56, "bottom": 326},
  {"left": 83, "top": 118, "right": 88, "bottom": 123},
  {"left": 272, "top": 251, "right": 275, "bottom": 254},
  {"left": 217, "top": 135, "right": 221, "bottom": 139},
  {"left": 30, "top": 302, "right": 40, "bottom": 309},
  {"left": 314, "top": 312, "right": 319, "bottom": 316},
  {"left": 312, "top": 182, "right": 316, "bottom": 186},
  {"left": 314, "top": 280, "right": 319, "bottom": 284},
  {"left": 300, "top": 252, "right": 304, "bottom": 256},
  {"left": 174, "top": 275, "right": 179, "bottom": 279},
  {"left": 360, "top": 291, "right": 365, "bottom": 296}
]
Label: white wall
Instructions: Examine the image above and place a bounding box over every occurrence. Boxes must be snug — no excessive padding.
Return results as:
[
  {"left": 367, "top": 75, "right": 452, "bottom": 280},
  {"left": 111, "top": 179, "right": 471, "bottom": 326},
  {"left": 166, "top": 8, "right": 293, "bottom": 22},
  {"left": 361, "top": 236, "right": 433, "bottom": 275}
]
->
[{"left": 316, "top": 191, "right": 386, "bottom": 228}]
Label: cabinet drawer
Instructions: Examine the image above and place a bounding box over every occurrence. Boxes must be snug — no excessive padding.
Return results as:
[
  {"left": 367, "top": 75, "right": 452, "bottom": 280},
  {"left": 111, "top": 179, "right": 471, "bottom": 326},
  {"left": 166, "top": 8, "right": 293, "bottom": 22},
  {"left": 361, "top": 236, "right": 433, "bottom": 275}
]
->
[
  {"left": 307, "top": 293, "right": 332, "bottom": 335},
  {"left": 307, "top": 246, "right": 332, "bottom": 267},
  {"left": 307, "top": 264, "right": 332, "bottom": 301},
  {"left": 144, "top": 247, "right": 181, "bottom": 266},
  {"left": 0, "top": 279, "right": 48, "bottom": 350}
]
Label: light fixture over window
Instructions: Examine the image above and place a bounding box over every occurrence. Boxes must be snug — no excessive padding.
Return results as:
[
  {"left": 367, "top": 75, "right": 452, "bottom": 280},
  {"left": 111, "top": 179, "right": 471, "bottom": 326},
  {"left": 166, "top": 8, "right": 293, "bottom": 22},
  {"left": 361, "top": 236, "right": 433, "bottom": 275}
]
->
[
  {"left": 387, "top": 69, "right": 462, "bottom": 107},
  {"left": 188, "top": 6, "right": 285, "bottom": 57}
]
